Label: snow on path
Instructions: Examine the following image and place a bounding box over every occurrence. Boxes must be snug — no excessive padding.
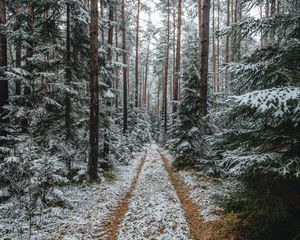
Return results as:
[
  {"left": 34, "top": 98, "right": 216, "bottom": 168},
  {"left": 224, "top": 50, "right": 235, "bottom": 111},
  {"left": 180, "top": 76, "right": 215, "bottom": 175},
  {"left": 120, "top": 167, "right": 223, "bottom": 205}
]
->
[
  {"left": 117, "top": 143, "right": 190, "bottom": 240},
  {"left": 160, "top": 149, "right": 239, "bottom": 223},
  {"left": 37, "top": 149, "right": 145, "bottom": 240}
]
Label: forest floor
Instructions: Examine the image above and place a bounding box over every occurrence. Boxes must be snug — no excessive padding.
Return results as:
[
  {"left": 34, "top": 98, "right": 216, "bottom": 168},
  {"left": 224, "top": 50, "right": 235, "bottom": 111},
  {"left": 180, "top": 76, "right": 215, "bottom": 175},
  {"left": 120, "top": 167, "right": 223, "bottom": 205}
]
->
[
  {"left": 1, "top": 142, "right": 238, "bottom": 240},
  {"left": 96, "top": 142, "right": 238, "bottom": 240}
]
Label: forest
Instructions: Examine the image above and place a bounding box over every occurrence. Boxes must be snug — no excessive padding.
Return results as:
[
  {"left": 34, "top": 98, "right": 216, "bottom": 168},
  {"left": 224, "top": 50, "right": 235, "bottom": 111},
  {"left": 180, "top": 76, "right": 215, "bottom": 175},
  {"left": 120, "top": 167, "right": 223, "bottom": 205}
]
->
[{"left": 0, "top": 0, "right": 299, "bottom": 239}]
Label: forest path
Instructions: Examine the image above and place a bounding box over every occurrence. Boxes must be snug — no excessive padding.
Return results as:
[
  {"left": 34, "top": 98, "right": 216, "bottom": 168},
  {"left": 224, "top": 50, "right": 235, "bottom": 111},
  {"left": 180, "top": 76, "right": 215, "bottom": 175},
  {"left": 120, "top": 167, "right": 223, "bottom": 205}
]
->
[{"left": 98, "top": 142, "right": 203, "bottom": 240}]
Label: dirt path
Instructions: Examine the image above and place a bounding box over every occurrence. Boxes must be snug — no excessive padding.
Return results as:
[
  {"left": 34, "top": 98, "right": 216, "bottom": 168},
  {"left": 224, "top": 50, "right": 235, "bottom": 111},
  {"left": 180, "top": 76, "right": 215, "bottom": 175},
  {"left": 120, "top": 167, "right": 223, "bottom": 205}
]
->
[
  {"left": 96, "top": 151, "right": 147, "bottom": 239},
  {"left": 97, "top": 143, "right": 204, "bottom": 240},
  {"left": 159, "top": 151, "right": 204, "bottom": 240}
]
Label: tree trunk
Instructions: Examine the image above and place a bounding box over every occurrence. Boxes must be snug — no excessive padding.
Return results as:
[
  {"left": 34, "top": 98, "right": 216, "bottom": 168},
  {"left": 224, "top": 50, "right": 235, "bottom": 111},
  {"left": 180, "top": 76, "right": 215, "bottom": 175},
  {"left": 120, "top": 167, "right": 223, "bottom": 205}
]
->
[
  {"left": 122, "top": 0, "right": 128, "bottom": 134},
  {"left": 22, "top": 5, "right": 34, "bottom": 133},
  {"left": 135, "top": 0, "right": 141, "bottom": 108},
  {"left": 225, "top": 0, "right": 230, "bottom": 91},
  {"left": 200, "top": 0, "right": 211, "bottom": 116},
  {"left": 173, "top": 0, "right": 182, "bottom": 113},
  {"left": 212, "top": 0, "right": 216, "bottom": 92},
  {"left": 171, "top": 8, "right": 175, "bottom": 104},
  {"left": 144, "top": 41, "right": 150, "bottom": 107},
  {"left": 15, "top": 5, "right": 22, "bottom": 96},
  {"left": 231, "top": 0, "right": 238, "bottom": 62},
  {"left": 162, "top": 0, "right": 170, "bottom": 134},
  {"left": 216, "top": 0, "right": 220, "bottom": 91},
  {"left": 87, "top": 0, "right": 99, "bottom": 182},
  {"left": 108, "top": 2, "right": 114, "bottom": 61},
  {"left": 65, "top": 3, "right": 72, "bottom": 140},
  {"left": 237, "top": 3, "right": 242, "bottom": 61},
  {"left": 115, "top": 3, "right": 120, "bottom": 108},
  {"left": 100, "top": 0, "right": 104, "bottom": 44},
  {"left": 198, "top": 0, "right": 202, "bottom": 42},
  {"left": 65, "top": 3, "right": 72, "bottom": 177},
  {"left": 0, "top": 0, "right": 8, "bottom": 125}
]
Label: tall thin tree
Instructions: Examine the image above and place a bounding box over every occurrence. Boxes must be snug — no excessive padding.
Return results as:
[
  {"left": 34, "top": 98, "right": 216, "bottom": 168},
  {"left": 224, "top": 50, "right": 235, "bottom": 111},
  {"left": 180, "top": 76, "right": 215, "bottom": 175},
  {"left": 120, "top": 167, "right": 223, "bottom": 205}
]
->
[
  {"left": 65, "top": 2, "right": 72, "bottom": 178},
  {"left": 65, "top": 3, "right": 71, "bottom": 140},
  {"left": 135, "top": 0, "right": 141, "bottom": 108},
  {"left": 122, "top": 0, "right": 128, "bottom": 133},
  {"left": 200, "top": 0, "right": 211, "bottom": 116},
  {"left": 173, "top": 0, "right": 182, "bottom": 113},
  {"left": 115, "top": 3, "right": 120, "bottom": 108},
  {"left": 144, "top": 40, "right": 150, "bottom": 107},
  {"left": 225, "top": 0, "right": 230, "bottom": 91},
  {"left": 0, "top": 0, "right": 7, "bottom": 126},
  {"left": 162, "top": 0, "right": 170, "bottom": 134},
  {"left": 87, "top": 0, "right": 99, "bottom": 182}
]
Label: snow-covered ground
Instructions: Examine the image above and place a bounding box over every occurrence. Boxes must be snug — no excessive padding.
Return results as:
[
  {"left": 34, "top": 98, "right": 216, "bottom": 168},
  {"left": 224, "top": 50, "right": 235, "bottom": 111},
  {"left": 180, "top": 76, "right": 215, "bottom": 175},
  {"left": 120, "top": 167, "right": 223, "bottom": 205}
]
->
[
  {"left": 160, "top": 149, "right": 237, "bottom": 223},
  {"left": 1, "top": 143, "right": 237, "bottom": 240},
  {"left": 117, "top": 143, "right": 189, "bottom": 240},
  {"left": 0, "top": 149, "right": 146, "bottom": 240}
]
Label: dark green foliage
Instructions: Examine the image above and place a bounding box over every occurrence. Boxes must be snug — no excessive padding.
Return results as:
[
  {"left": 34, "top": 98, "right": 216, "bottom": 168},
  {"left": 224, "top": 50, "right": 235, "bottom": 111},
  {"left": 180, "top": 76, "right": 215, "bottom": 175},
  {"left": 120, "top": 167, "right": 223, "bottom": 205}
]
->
[
  {"left": 210, "top": 0, "right": 300, "bottom": 238},
  {"left": 171, "top": 30, "right": 206, "bottom": 168},
  {"left": 222, "top": 177, "right": 300, "bottom": 240}
]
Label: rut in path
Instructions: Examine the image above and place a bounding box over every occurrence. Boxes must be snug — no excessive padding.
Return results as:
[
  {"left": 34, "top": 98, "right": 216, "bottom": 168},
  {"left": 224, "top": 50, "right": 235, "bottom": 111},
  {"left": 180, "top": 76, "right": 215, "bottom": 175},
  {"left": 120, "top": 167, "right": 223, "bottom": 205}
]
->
[
  {"left": 97, "top": 144, "right": 204, "bottom": 240},
  {"left": 96, "top": 150, "right": 147, "bottom": 240},
  {"left": 159, "top": 151, "right": 204, "bottom": 240}
]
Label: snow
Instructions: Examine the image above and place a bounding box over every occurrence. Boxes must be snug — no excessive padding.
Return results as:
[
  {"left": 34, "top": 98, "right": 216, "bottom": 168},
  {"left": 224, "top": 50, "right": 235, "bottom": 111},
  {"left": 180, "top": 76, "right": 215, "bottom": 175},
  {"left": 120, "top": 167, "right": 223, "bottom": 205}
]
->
[
  {"left": 117, "top": 143, "right": 189, "bottom": 240},
  {"left": 160, "top": 149, "right": 238, "bottom": 223},
  {"left": 1, "top": 143, "right": 238, "bottom": 239},
  {"left": 234, "top": 87, "right": 300, "bottom": 122},
  {"left": 0, "top": 150, "right": 145, "bottom": 240}
]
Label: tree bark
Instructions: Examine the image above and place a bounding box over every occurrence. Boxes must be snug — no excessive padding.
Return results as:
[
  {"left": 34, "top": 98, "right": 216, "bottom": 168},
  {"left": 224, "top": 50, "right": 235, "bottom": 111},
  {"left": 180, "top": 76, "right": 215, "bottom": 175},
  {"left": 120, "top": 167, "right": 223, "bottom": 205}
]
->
[
  {"left": 122, "top": 0, "right": 128, "bottom": 134},
  {"left": 0, "top": 0, "right": 8, "bottom": 125},
  {"left": 87, "top": 0, "right": 99, "bottom": 182},
  {"left": 173, "top": 0, "right": 182, "bottom": 113},
  {"left": 198, "top": 0, "right": 202, "bottom": 42},
  {"left": 144, "top": 41, "right": 150, "bottom": 107},
  {"left": 225, "top": 0, "right": 230, "bottom": 91},
  {"left": 108, "top": 2, "right": 114, "bottom": 61},
  {"left": 200, "top": 0, "right": 211, "bottom": 116},
  {"left": 65, "top": 3, "right": 72, "bottom": 177},
  {"left": 65, "top": 3, "right": 72, "bottom": 141},
  {"left": 212, "top": 0, "right": 216, "bottom": 92},
  {"left": 115, "top": 3, "right": 120, "bottom": 108},
  {"left": 216, "top": 0, "right": 220, "bottom": 91},
  {"left": 135, "top": 0, "right": 141, "bottom": 108},
  {"left": 231, "top": 0, "right": 238, "bottom": 62},
  {"left": 162, "top": 0, "right": 170, "bottom": 134}
]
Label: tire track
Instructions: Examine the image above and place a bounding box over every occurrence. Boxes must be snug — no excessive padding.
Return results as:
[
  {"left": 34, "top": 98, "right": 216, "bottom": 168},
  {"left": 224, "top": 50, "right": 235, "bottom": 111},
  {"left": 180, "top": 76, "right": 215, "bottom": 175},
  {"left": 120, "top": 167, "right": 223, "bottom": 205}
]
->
[
  {"left": 95, "top": 150, "right": 147, "bottom": 240},
  {"left": 159, "top": 151, "right": 204, "bottom": 240}
]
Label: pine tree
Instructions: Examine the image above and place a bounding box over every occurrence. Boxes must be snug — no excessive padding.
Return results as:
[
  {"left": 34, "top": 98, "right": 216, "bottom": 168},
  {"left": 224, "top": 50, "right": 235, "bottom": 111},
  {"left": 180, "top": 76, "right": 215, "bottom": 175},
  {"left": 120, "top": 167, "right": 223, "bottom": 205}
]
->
[
  {"left": 122, "top": 0, "right": 128, "bottom": 133},
  {"left": 172, "top": 30, "right": 205, "bottom": 167},
  {"left": 211, "top": 0, "right": 300, "bottom": 238}
]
